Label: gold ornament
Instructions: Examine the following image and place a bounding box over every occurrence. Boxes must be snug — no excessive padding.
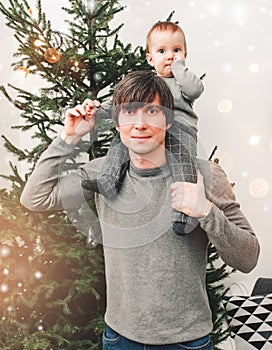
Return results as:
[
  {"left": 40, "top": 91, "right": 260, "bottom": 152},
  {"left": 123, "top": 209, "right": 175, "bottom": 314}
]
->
[{"left": 44, "top": 47, "right": 61, "bottom": 64}]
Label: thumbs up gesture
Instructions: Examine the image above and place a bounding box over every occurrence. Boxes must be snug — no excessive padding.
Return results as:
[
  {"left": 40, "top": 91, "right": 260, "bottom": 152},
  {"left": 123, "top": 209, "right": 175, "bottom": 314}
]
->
[{"left": 170, "top": 171, "right": 213, "bottom": 218}]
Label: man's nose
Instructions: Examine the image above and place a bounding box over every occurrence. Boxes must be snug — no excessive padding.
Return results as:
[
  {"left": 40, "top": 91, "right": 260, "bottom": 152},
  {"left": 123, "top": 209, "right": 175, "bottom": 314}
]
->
[{"left": 134, "top": 112, "right": 148, "bottom": 128}]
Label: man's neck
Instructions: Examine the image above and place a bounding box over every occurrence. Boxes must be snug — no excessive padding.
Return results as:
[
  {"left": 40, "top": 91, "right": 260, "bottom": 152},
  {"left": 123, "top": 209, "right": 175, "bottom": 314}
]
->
[{"left": 128, "top": 150, "right": 167, "bottom": 169}]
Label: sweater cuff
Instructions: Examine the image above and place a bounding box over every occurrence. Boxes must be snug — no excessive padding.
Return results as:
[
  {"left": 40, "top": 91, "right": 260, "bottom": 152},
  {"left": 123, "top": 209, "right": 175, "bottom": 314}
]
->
[
  {"left": 171, "top": 59, "right": 186, "bottom": 73},
  {"left": 198, "top": 204, "right": 224, "bottom": 234}
]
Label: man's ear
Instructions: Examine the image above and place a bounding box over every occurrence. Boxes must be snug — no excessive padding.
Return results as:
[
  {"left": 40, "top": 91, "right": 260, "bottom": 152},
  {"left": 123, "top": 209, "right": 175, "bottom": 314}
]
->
[{"left": 146, "top": 53, "right": 153, "bottom": 67}]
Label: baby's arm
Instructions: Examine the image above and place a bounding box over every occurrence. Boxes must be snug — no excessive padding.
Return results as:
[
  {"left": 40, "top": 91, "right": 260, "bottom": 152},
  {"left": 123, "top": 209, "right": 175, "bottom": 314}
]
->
[
  {"left": 171, "top": 59, "right": 204, "bottom": 101},
  {"left": 94, "top": 100, "right": 112, "bottom": 121}
]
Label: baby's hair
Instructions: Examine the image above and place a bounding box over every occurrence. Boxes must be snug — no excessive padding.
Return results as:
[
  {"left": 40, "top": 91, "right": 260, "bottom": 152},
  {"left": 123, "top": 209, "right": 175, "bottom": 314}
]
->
[{"left": 146, "top": 21, "right": 187, "bottom": 55}]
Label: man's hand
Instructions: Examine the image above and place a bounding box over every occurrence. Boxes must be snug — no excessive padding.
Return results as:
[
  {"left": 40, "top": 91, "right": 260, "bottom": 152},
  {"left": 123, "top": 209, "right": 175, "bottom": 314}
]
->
[
  {"left": 61, "top": 99, "right": 100, "bottom": 145},
  {"left": 170, "top": 171, "right": 212, "bottom": 218}
]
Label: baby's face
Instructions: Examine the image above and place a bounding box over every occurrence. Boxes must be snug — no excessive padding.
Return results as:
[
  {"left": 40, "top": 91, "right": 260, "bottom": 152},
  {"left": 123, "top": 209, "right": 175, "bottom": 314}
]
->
[{"left": 146, "top": 29, "right": 187, "bottom": 77}]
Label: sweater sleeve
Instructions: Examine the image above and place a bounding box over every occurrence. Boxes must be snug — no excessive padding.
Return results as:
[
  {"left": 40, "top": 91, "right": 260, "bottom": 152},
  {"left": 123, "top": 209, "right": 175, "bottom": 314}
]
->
[
  {"left": 94, "top": 100, "right": 113, "bottom": 121},
  {"left": 20, "top": 137, "right": 97, "bottom": 212},
  {"left": 198, "top": 161, "right": 260, "bottom": 273},
  {"left": 171, "top": 59, "right": 204, "bottom": 101}
]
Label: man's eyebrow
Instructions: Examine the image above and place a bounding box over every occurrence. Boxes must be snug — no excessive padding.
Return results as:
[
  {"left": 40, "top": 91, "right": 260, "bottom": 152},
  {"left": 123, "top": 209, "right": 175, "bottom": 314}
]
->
[{"left": 144, "top": 104, "right": 164, "bottom": 110}]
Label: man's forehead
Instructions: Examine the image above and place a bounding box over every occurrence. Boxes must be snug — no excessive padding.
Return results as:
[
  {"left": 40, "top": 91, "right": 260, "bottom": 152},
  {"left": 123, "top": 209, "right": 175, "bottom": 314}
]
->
[{"left": 121, "top": 94, "right": 162, "bottom": 108}]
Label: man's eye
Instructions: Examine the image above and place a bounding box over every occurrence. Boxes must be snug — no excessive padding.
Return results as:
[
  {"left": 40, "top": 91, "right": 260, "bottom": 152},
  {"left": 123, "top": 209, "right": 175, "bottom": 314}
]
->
[
  {"left": 173, "top": 48, "right": 181, "bottom": 53},
  {"left": 159, "top": 49, "right": 165, "bottom": 54},
  {"left": 124, "top": 109, "right": 134, "bottom": 115},
  {"left": 147, "top": 107, "right": 160, "bottom": 115}
]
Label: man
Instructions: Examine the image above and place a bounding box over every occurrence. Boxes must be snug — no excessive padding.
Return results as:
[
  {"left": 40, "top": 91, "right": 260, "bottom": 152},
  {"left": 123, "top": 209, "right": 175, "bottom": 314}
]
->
[{"left": 21, "top": 70, "right": 259, "bottom": 350}]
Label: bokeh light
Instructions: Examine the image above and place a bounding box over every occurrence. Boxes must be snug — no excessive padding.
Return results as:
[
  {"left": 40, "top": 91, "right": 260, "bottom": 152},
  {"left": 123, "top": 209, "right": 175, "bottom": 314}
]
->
[
  {"left": 218, "top": 99, "right": 233, "bottom": 114},
  {"left": 249, "top": 135, "right": 261, "bottom": 146},
  {"left": 249, "top": 178, "right": 269, "bottom": 198},
  {"left": 34, "top": 271, "right": 43, "bottom": 279},
  {"left": 0, "top": 283, "right": 9, "bottom": 293},
  {"left": 0, "top": 246, "right": 11, "bottom": 258}
]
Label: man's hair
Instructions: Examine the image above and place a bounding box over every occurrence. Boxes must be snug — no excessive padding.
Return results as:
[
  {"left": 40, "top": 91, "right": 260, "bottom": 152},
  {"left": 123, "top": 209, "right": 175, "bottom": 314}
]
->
[
  {"left": 111, "top": 70, "right": 174, "bottom": 125},
  {"left": 146, "top": 21, "right": 187, "bottom": 55}
]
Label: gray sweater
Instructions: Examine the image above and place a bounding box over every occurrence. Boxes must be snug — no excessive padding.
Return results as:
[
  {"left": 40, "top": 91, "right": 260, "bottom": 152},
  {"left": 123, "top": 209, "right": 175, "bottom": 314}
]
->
[{"left": 20, "top": 137, "right": 260, "bottom": 345}]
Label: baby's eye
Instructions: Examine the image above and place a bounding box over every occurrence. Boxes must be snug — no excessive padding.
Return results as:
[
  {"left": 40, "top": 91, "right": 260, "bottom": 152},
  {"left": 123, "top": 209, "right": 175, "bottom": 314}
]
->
[
  {"left": 158, "top": 49, "right": 165, "bottom": 54},
  {"left": 173, "top": 48, "right": 181, "bottom": 53}
]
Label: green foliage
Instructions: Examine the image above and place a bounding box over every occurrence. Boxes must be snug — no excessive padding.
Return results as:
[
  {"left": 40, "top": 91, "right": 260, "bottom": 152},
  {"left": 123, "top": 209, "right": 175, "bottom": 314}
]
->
[{"left": 206, "top": 243, "right": 234, "bottom": 349}]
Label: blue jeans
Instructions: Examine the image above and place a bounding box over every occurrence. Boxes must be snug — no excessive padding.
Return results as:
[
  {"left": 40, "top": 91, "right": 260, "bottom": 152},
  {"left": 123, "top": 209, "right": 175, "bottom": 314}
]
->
[{"left": 102, "top": 325, "right": 213, "bottom": 350}]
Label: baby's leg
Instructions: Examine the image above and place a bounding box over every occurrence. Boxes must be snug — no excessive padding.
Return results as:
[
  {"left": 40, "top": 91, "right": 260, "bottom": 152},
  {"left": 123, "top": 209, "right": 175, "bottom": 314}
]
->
[{"left": 82, "top": 134, "right": 130, "bottom": 199}]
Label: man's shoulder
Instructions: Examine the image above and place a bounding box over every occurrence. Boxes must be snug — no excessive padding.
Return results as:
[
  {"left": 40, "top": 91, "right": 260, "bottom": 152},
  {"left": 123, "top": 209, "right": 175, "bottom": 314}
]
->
[
  {"left": 196, "top": 158, "right": 235, "bottom": 200},
  {"left": 197, "top": 157, "right": 229, "bottom": 175}
]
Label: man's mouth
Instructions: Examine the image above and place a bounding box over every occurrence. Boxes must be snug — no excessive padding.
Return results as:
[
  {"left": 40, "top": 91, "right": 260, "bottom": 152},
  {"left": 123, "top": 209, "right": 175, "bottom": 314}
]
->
[{"left": 131, "top": 135, "right": 151, "bottom": 139}]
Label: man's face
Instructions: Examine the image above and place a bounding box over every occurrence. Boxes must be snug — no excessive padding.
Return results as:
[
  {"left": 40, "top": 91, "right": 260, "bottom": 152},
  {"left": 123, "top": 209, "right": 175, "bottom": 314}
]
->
[
  {"left": 117, "top": 94, "right": 171, "bottom": 168},
  {"left": 146, "top": 29, "right": 187, "bottom": 77}
]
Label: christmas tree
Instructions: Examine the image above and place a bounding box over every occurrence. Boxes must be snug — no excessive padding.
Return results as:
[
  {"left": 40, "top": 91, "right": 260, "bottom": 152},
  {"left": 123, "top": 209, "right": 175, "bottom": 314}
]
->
[
  {"left": 0, "top": 0, "right": 148, "bottom": 349},
  {"left": 0, "top": 1, "right": 231, "bottom": 349}
]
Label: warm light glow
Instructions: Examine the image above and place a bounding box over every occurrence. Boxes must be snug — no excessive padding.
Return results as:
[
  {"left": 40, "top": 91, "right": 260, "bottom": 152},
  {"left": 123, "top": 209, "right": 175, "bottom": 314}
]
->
[
  {"left": 74, "top": 60, "right": 79, "bottom": 67},
  {"left": 249, "top": 135, "right": 261, "bottom": 145},
  {"left": 0, "top": 283, "right": 9, "bottom": 293},
  {"left": 249, "top": 178, "right": 269, "bottom": 198},
  {"left": 0, "top": 246, "right": 11, "bottom": 258},
  {"left": 218, "top": 99, "right": 233, "bottom": 113},
  {"left": 34, "top": 271, "right": 43, "bottom": 279}
]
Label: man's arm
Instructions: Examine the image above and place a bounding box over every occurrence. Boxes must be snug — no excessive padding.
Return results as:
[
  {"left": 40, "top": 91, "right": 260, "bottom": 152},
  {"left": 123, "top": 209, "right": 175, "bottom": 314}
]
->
[
  {"left": 171, "top": 161, "right": 260, "bottom": 273},
  {"left": 199, "top": 162, "right": 260, "bottom": 273},
  {"left": 171, "top": 59, "right": 204, "bottom": 101},
  {"left": 20, "top": 99, "right": 99, "bottom": 212}
]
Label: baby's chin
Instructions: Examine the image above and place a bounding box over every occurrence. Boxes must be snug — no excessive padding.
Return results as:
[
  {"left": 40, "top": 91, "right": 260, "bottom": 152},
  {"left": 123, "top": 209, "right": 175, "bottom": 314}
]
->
[{"left": 157, "top": 71, "right": 174, "bottom": 78}]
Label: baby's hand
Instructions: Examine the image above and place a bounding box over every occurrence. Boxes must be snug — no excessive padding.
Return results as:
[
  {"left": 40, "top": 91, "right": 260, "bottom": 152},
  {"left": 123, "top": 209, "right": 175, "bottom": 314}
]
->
[{"left": 174, "top": 55, "right": 186, "bottom": 62}]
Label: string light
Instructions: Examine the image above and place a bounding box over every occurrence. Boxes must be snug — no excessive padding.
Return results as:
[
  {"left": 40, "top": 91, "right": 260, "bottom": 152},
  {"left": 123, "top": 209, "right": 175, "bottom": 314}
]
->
[{"left": 33, "top": 39, "right": 44, "bottom": 47}]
